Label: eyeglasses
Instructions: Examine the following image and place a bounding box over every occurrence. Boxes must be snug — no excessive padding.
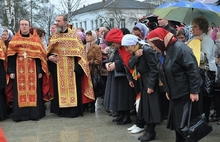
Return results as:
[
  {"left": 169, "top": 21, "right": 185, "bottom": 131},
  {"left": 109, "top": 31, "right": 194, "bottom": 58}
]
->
[{"left": 20, "top": 24, "right": 29, "bottom": 26}]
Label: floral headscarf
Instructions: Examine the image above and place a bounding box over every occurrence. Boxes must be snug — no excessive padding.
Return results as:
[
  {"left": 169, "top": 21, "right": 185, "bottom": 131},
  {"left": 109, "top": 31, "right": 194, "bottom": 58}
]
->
[{"left": 146, "top": 28, "right": 177, "bottom": 52}]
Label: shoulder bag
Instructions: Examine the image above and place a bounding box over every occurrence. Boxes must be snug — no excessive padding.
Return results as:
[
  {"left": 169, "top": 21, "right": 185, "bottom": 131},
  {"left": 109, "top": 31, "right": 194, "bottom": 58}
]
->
[
  {"left": 179, "top": 102, "right": 213, "bottom": 142},
  {"left": 91, "top": 63, "right": 104, "bottom": 93},
  {"left": 199, "top": 54, "right": 216, "bottom": 96}
]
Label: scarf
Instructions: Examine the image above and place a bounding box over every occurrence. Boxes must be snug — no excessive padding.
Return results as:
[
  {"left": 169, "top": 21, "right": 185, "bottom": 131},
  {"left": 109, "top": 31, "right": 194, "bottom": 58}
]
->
[
  {"left": 86, "top": 31, "right": 97, "bottom": 53},
  {"left": 146, "top": 28, "right": 177, "bottom": 52}
]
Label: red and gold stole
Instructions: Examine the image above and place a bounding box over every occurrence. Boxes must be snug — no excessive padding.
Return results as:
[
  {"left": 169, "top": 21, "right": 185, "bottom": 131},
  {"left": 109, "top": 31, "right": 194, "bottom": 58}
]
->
[
  {"left": 47, "top": 28, "right": 94, "bottom": 108},
  {"left": 7, "top": 30, "right": 49, "bottom": 107}
]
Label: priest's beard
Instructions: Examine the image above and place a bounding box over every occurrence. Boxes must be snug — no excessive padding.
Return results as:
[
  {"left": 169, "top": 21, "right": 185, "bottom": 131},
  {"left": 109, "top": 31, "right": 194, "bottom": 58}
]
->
[{"left": 57, "top": 26, "right": 64, "bottom": 33}]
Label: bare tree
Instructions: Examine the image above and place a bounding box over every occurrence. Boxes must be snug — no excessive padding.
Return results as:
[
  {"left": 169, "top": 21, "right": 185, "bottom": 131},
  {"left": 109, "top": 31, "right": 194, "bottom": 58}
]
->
[
  {"left": 4, "top": 0, "right": 15, "bottom": 30},
  {"left": 94, "top": 1, "right": 151, "bottom": 29},
  {"left": 34, "top": 3, "right": 57, "bottom": 36},
  {"left": 59, "top": 0, "right": 85, "bottom": 22}
]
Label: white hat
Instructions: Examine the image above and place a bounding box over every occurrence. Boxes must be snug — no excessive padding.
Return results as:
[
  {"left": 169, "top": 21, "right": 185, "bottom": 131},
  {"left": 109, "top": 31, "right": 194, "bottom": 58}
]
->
[{"left": 121, "top": 34, "right": 139, "bottom": 46}]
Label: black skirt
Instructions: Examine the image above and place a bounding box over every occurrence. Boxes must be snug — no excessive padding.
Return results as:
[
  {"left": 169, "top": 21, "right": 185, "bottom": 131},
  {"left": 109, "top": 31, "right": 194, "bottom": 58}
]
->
[
  {"left": 137, "top": 86, "right": 163, "bottom": 124},
  {"left": 167, "top": 95, "right": 201, "bottom": 131},
  {"left": 0, "top": 89, "right": 7, "bottom": 120}
]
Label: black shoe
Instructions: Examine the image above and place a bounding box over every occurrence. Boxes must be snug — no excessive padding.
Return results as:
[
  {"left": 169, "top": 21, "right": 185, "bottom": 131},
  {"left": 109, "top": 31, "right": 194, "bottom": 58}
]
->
[
  {"left": 211, "top": 110, "right": 217, "bottom": 118},
  {"left": 138, "top": 131, "right": 147, "bottom": 140},
  {"left": 90, "top": 102, "right": 95, "bottom": 113},
  {"left": 130, "top": 109, "right": 136, "bottom": 116},
  {"left": 112, "top": 115, "right": 124, "bottom": 122},
  {"left": 139, "top": 132, "right": 156, "bottom": 141},
  {"left": 108, "top": 112, "right": 113, "bottom": 116},
  {"left": 209, "top": 116, "right": 220, "bottom": 122},
  {"left": 117, "top": 116, "right": 131, "bottom": 125},
  {"left": 112, "top": 112, "right": 119, "bottom": 117},
  {"left": 83, "top": 104, "right": 89, "bottom": 112}
]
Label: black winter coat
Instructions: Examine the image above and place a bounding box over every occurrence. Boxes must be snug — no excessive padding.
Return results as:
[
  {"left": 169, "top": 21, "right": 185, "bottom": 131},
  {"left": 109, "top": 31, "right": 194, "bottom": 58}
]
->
[{"left": 159, "top": 41, "right": 203, "bottom": 100}]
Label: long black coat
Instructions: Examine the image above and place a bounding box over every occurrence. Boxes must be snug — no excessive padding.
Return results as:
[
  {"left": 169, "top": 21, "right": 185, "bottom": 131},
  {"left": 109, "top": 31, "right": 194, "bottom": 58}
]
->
[
  {"left": 159, "top": 41, "right": 203, "bottom": 100},
  {"left": 7, "top": 55, "right": 45, "bottom": 121},
  {"left": 103, "top": 49, "right": 135, "bottom": 112},
  {"left": 129, "top": 44, "right": 163, "bottom": 123},
  {"left": 158, "top": 41, "right": 203, "bottom": 130},
  {"left": 0, "top": 60, "right": 7, "bottom": 120}
]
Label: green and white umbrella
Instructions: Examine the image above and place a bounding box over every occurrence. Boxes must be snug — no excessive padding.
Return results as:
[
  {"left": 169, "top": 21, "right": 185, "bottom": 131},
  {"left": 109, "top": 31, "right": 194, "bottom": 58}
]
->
[{"left": 153, "top": 1, "right": 220, "bottom": 26}]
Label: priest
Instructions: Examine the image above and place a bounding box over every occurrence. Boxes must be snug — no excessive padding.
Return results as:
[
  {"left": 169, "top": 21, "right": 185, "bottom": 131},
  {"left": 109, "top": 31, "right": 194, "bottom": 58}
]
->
[
  {"left": 6, "top": 19, "right": 49, "bottom": 121},
  {"left": 47, "top": 15, "right": 94, "bottom": 118}
]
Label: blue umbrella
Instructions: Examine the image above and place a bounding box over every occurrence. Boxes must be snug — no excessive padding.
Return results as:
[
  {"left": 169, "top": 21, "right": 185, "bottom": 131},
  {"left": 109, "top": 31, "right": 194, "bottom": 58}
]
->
[{"left": 154, "top": 1, "right": 220, "bottom": 26}]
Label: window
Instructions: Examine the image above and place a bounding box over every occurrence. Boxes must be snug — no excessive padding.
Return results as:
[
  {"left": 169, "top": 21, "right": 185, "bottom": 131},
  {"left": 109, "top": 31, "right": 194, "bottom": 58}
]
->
[
  {"left": 99, "top": 19, "right": 103, "bottom": 27},
  {"left": 95, "top": 20, "right": 98, "bottom": 28},
  {"left": 80, "top": 22, "right": 82, "bottom": 28},
  {"left": 76, "top": 23, "right": 78, "bottom": 28},
  {"left": 120, "top": 19, "right": 125, "bottom": 28},
  {"left": 91, "top": 20, "right": 94, "bottom": 29},
  {"left": 84, "top": 21, "right": 87, "bottom": 31},
  {"left": 110, "top": 18, "right": 114, "bottom": 28}
]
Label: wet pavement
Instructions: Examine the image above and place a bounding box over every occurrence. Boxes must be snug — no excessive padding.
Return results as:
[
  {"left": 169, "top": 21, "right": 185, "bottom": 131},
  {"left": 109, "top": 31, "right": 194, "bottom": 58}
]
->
[{"left": 0, "top": 98, "right": 220, "bottom": 142}]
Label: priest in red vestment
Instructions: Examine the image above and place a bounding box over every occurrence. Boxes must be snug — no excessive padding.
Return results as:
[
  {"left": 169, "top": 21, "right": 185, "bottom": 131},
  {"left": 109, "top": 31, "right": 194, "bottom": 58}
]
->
[{"left": 6, "top": 19, "right": 49, "bottom": 121}]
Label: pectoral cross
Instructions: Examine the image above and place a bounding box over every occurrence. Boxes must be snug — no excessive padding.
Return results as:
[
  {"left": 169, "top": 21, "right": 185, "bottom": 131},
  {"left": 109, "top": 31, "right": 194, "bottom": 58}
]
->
[
  {"left": 62, "top": 47, "right": 66, "bottom": 54},
  {"left": 23, "top": 51, "right": 27, "bottom": 58}
]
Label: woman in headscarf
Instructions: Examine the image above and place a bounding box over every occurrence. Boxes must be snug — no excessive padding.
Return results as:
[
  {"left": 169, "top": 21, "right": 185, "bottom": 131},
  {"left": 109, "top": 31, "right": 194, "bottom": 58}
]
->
[
  {"left": 103, "top": 28, "right": 135, "bottom": 125},
  {"left": 122, "top": 34, "right": 163, "bottom": 141},
  {"left": 146, "top": 28, "right": 202, "bottom": 142},
  {"left": 133, "top": 23, "right": 149, "bottom": 40},
  {"left": 1, "top": 29, "right": 13, "bottom": 48},
  {"left": 78, "top": 31, "right": 86, "bottom": 45},
  {"left": 85, "top": 30, "right": 102, "bottom": 113}
]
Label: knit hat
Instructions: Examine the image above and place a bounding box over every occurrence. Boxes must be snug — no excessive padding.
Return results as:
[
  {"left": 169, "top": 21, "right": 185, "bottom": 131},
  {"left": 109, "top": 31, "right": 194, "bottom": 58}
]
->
[
  {"left": 105, "top": 28, "right": 124, "bottom": 43},
  {"left": 121, "top": 34, "right": 139, "bottom": 46}
]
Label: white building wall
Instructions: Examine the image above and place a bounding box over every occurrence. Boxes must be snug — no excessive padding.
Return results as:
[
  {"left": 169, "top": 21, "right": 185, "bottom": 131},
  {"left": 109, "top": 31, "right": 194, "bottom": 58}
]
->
[
  {"left": 73, "top": 10, "right": 105, "bottom": 31},
  {"left": 72, "top": 8, "right": 153, "bottom": 32}
]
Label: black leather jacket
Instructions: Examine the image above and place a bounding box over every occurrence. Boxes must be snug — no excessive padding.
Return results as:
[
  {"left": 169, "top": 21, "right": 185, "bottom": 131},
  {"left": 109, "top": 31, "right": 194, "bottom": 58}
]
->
[{"left": 159, "top": 41, "right": 203, "bottom": 99}]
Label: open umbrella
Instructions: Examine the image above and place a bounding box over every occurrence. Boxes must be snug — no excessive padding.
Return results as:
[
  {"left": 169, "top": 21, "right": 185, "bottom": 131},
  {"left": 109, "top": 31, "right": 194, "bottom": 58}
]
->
[{"left": 153, "top": 1, "right": 220, "bottom": 26}]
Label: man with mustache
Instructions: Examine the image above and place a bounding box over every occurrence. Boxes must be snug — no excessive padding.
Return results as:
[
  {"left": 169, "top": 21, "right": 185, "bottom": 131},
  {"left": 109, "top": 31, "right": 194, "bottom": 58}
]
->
[{"left": 47, "top": 14, "right": 94, "bottom": 118}]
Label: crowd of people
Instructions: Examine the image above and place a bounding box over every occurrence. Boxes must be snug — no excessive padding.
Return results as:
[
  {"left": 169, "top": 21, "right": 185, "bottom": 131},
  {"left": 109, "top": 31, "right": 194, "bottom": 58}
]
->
[{"left": 0, "top": 13, "right": 220, "bottom": 142}]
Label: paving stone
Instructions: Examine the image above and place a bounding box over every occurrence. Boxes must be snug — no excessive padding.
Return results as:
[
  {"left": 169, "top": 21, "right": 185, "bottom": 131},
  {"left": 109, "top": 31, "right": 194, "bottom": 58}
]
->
[{"left": 0, "top": 98, "right": 220, "bottom": 142}]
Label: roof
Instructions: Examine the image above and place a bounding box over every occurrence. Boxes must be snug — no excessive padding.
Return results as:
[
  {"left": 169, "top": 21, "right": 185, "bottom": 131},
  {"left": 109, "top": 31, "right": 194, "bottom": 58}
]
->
[{"left": 75, "top": 0, "right": 157, "bottom": 14}]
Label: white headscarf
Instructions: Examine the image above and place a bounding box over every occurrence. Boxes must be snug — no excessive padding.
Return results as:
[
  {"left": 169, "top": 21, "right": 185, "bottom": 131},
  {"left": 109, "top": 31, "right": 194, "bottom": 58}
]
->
[
  {"left": 122, "top": 34, "right": 139, "bottom": 46},
  {"left": 121, "top": 34, "right": 146, "bottom": 46}
]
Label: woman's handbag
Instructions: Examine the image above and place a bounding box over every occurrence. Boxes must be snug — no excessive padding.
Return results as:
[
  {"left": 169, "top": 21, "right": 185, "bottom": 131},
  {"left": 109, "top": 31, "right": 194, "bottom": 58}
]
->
[
  {"left": 91, "top": 63, "right": 104, "bottom": 93},
  {"left": 199, "top": 55, "right": 216, "bottom": 96},
  {"left": 179, "top": 102, "right": 213, "bottom": 142},
  {"left": 199, "top": 68, "right": 216, "bottom": 96},
  {"left": 114, "top": 70, "right": 126, "bottom": 77}
]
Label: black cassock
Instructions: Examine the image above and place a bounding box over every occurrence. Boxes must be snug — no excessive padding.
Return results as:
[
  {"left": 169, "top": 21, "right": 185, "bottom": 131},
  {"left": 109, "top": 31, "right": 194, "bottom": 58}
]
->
[
  {"left": 7, "top": 55, "right": 45, "bottom": 121},
  {"left": 0, "top": 59, "right": 7, "bottom": 120},
  {"left": 103, "top": 49, "right": 135, "bottom": 112},
  {"left": 129, "top": 45, "right": 163, "bottom": 123},
  {"left": 48, "top": 57, "right": 83, "bottom": 118}
]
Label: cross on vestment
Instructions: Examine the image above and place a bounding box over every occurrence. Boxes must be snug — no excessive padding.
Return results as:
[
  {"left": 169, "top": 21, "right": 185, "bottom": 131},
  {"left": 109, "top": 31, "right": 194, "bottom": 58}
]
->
[{"left": 23, "top": 51, "right": 27, "bottom": 58}]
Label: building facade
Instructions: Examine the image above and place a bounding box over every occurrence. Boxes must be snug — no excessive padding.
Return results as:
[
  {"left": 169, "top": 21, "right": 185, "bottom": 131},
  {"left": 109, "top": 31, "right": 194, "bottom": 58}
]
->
[{"left": 72, "top": 0, "right": 157, "bottom": 32}]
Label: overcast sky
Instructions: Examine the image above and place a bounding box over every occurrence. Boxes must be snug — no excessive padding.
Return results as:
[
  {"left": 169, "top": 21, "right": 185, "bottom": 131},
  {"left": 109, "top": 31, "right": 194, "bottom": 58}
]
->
[{"left": 49, "top": 0, "right": 102, "bottom": 9}]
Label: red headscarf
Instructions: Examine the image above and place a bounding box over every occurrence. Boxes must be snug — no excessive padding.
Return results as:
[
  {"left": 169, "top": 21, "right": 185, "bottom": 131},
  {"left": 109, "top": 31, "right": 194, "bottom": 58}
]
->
[
  {"left": 105, "top": 28, "right": 124, "bottom": 43},
  {"left": 146, "top": 28, "right": 177, "bottom": 52},
  {"left": 104, "top": 28, "right": 134, "bottom": 74}
]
